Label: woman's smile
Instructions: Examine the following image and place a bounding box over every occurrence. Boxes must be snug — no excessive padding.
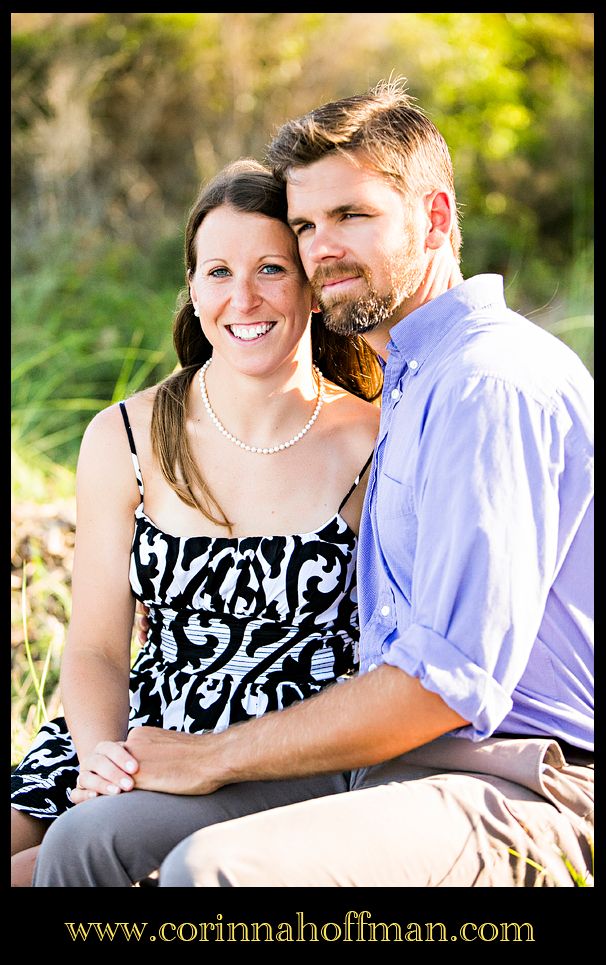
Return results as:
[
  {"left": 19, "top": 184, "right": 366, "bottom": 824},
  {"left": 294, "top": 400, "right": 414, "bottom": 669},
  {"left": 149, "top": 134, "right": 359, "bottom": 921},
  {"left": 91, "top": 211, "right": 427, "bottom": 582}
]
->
[{"left": 227, "top": 321, "right": 276, "bottom": 342}]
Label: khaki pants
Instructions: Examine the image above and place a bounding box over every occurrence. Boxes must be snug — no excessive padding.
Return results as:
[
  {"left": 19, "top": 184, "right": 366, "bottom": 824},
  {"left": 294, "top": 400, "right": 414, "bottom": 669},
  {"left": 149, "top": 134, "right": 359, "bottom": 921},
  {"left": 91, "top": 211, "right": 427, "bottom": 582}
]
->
[
  {"left": 159, "top": 736, "right": 593, "bottom": 887},
  {"left": 33, "top": 736, "right": 592, "bottom": 888}
]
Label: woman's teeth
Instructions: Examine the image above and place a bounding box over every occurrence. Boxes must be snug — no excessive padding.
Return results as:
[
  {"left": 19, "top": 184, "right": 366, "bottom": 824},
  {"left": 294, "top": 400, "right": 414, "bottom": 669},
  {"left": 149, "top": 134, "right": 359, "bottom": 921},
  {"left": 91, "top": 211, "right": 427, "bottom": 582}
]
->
[{"left": 229, "top": 323, "right": 274, "bottom": 341}]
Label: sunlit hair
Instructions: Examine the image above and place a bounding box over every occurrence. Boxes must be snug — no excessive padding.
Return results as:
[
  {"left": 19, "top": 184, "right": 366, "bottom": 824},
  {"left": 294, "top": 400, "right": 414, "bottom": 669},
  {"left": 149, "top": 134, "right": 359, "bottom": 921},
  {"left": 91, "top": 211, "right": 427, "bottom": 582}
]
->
[
  {"left": 151, "top": 158, "right": 383, "bottom": 530},
  {"left": 266, "top": 76, "right": 462, "bottom": 260}
]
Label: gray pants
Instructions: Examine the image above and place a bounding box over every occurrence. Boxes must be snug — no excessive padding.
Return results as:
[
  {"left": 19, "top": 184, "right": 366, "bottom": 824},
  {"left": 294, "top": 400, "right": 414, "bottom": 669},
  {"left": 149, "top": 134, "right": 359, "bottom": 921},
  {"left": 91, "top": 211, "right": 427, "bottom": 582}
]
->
[
  {"left": 32, "top": 770, "right": 347, "bottom": 887},
  {"left": 33, "top": 736, "right": 593, "bottom": 888}
]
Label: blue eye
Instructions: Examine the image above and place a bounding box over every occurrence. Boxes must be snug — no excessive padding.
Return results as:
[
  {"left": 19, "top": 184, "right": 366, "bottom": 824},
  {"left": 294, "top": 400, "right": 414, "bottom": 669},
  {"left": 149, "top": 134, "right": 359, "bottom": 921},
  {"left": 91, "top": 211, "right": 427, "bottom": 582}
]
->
[
  {"left": 208, "top": 267, "right": 230, "bottom": 278},
  {"left": 295, "top": 224, "right": 313, "bottom": 236},
  {"left": 260, "top": 264, "right": 285, "bottom": 275}
]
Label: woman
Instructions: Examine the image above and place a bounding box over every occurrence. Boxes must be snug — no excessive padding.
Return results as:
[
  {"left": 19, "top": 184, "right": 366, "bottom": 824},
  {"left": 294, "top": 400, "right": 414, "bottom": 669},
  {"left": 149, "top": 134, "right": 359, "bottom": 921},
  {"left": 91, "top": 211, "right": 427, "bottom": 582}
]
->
[{"left": 11, "top": 159, "right": 381, "bottom": 886}]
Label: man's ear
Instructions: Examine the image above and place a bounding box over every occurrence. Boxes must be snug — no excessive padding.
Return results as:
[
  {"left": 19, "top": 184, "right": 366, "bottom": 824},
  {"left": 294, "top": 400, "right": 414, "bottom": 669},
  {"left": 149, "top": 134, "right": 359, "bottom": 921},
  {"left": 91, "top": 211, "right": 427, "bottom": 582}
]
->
[{"left": 425, "top": 190, "right": 454, "bottom": 250}]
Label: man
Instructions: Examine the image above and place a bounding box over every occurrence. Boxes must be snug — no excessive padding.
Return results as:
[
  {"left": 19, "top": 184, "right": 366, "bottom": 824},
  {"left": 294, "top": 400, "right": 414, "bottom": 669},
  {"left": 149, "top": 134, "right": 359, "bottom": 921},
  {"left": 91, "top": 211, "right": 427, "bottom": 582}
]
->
[{"left": 34, "top": 78, "right": 593, "bottom": 887}]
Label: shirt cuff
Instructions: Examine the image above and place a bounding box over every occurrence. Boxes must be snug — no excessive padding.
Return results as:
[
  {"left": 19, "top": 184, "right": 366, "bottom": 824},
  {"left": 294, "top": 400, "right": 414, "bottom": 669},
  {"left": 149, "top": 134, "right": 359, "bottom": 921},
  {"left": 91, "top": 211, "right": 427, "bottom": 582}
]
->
[{"left": 381, "top": 623, "right": 513, "bottom": 740}]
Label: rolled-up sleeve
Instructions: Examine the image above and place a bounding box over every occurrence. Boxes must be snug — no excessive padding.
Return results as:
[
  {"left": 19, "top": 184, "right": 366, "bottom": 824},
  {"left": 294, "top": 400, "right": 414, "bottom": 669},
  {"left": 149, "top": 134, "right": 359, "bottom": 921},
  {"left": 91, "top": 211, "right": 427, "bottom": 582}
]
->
[{"left": 380, "top": 375, "right": 565, "bottom": 739}]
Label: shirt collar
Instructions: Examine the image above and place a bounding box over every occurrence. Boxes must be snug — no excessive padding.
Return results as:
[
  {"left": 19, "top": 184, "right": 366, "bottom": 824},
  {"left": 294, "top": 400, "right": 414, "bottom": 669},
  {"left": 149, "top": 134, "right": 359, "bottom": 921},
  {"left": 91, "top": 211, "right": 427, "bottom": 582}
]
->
[{"left": 385, "top": 274, "right": 507, "bottom": 370}]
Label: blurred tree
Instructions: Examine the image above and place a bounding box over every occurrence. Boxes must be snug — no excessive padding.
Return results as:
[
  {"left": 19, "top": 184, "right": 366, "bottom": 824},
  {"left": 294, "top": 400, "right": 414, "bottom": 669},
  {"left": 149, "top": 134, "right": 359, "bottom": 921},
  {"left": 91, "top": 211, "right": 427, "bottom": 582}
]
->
[
  {"left": 12, "top": 12, "right": 593, "bottom": 281},
  {"left": 11, "top": 12, "right": 593, "bottom": 474}
]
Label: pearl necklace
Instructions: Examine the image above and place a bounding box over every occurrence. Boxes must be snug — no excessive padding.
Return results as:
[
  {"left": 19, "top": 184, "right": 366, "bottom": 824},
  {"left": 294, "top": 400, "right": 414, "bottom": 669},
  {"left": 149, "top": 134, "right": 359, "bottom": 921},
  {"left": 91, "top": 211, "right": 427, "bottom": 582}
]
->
[{"left": 198, "top": 359, "right": 325, "bottom": 454}]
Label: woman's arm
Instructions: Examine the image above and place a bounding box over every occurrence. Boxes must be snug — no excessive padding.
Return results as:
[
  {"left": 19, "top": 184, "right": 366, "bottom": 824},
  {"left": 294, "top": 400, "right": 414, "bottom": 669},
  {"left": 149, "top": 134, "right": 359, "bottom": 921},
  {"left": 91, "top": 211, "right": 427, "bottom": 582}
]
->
[{"left": 60, "top": 405, "right": 141, "bottom": 797}]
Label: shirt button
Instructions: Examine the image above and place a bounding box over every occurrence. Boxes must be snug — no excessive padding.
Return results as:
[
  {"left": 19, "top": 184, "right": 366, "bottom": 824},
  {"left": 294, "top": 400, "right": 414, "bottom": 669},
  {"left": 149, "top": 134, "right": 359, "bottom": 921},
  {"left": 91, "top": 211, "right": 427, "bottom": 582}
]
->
[
  {"left": 380, "top": 605, "right": 391, "bottom": 616},
  {"left": 368, "top": 663, "right": 378, "bottom": 671},
  {"left": 409, "top": 359, "right": 419, "bottom": 371},
  {"left": 390, "top": 388, "right": 401, "bottom": 401}
]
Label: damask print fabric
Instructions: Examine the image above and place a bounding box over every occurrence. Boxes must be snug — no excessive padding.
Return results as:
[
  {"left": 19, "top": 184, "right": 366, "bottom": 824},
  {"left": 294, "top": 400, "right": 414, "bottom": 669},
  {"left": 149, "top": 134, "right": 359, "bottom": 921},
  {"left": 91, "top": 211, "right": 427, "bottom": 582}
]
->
[{"left": 11, "top": 399, "right": 365, "bottom": 819}]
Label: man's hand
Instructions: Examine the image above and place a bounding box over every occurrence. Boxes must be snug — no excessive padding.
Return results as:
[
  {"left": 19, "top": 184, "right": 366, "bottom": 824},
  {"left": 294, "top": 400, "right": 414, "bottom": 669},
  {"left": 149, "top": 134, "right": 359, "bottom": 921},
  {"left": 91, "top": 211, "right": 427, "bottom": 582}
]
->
[
  {"left": 124, "top": 668, "right": 468, "bottom": 799},
  {"left": 71, "top": 740, "right": 139, "bottom": 805},
  {"left": 125, "top": 726, "right": 224, "bottom": 796}
]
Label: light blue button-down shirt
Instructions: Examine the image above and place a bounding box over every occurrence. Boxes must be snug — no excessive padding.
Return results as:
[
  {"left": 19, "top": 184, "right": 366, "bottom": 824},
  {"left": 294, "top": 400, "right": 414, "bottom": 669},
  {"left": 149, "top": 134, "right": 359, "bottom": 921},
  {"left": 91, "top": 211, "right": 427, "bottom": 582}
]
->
[{"left": 357, "top": 275, "right": 593, "bottom": 749}]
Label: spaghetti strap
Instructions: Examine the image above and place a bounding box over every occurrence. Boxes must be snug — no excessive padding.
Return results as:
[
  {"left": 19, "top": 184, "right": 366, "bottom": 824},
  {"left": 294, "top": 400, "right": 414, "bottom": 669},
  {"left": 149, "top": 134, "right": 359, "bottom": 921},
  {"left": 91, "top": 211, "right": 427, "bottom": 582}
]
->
[
  {"left": 338, "top": 450, "right": 374, "bottom": 513},
  {"left": 119, "top": 401, "right": 145, "bottom": 498}
]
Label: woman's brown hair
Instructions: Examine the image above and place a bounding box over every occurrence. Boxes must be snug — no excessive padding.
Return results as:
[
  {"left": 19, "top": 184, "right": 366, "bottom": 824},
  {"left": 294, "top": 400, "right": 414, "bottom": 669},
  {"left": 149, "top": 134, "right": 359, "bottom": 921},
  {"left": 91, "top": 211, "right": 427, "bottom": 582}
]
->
[{"left": 151, "top": 158, "right": 383, "bottom": 530}]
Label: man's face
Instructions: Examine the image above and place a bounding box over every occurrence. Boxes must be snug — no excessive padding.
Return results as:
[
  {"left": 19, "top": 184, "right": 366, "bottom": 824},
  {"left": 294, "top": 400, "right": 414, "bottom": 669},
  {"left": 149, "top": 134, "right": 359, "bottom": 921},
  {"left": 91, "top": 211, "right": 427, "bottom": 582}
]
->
[{"left": 286, "top": 153, "right": 427, "bottom": 335}]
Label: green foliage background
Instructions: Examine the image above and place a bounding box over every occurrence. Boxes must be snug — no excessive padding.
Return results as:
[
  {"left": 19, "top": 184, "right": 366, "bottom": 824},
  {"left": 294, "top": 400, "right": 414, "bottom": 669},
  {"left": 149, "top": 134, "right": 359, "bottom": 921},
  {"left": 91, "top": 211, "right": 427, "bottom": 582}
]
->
[
  {"left": 10, "top": 11, "right": 594, "bottom": 766},
  {"left": 12, "top": 12, "right": 594, "bottom": 492}
]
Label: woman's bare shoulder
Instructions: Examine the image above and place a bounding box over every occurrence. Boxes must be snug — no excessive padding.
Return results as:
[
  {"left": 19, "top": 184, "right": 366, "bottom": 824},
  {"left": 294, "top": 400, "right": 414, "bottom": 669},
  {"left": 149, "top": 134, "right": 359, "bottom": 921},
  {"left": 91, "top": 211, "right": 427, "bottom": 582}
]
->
[
  {"left": 81, "top": 387, "right": 153, "bottom": 440},
  {"left": 323, "top": 382, "right": 380, "bottom": 438},
  {"left": 78, "top": 388, "right": 160, "bottom": 478},
  {"left": 317, "top": 384, "right": 379, "bottom": 479},
  {"left": 113, "top": 385, "right": 158, "bottom": 428}
]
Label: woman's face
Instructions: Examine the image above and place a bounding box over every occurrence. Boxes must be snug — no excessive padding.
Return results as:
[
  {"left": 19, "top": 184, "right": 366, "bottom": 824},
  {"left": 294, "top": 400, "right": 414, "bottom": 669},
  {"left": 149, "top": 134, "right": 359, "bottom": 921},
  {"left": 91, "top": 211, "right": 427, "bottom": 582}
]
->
[{"left": 189, "top": 205, "right": 313, "bottom": 378}]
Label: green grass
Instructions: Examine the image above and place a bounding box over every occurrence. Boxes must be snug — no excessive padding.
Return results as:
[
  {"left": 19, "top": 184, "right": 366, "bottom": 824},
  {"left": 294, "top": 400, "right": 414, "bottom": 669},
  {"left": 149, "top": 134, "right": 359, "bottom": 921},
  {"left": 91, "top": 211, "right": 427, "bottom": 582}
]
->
[
  {"left": 509, "top": 840, "right": 594, "bottom": 887},
  {"left": 11, "top": 220, "right": 180, "bottom": 476},
  {"left": 12, "top": 552, "right": 67, "bottom": 767}
]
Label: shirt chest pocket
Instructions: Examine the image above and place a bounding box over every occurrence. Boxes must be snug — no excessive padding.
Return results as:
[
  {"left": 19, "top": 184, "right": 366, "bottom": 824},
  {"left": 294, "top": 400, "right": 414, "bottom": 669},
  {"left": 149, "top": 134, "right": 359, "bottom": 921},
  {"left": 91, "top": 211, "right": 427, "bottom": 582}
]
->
[
  {"left": 375, "top": 459, "right": 417, "bottom": 604},
  {"left": 377, "top": 443, "right": 416, "bottom": 519}
]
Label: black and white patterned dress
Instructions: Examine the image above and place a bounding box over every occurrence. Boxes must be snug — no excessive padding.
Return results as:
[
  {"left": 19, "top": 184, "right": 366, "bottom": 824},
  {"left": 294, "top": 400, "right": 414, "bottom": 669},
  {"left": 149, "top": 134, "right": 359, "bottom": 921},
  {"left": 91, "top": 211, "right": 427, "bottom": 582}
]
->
[{"left": 11, "top": 400, "right": 372, "bottom": 819}]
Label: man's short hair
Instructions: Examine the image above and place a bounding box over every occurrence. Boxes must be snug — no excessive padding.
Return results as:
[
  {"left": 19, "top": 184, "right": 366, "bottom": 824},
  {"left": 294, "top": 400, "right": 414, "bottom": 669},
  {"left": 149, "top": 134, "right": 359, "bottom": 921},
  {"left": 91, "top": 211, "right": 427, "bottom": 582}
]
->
[{"left": 266, "top": 76, "right": 462, "bottom": 259}]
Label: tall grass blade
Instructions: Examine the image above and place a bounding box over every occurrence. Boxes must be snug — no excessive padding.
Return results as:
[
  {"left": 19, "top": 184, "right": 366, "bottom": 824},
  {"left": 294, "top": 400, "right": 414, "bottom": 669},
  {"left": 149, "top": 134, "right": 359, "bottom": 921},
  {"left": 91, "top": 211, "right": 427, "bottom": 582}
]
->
[
  {"left": 110, "top": 329, "right": 144, "bottom": 403},
  {"left": 20, "top": 567, "right": 49, "bottom": 724},
  {"left": 508, "top": 848, "right": 549, "bottom": 885}
]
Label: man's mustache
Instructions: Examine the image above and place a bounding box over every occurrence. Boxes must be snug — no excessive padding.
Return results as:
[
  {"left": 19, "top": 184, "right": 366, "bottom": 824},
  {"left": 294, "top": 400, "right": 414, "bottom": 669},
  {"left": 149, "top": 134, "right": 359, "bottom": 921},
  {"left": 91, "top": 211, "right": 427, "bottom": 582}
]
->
[{"left": 310, "top": 262, "right": 369, "bottom": 292}]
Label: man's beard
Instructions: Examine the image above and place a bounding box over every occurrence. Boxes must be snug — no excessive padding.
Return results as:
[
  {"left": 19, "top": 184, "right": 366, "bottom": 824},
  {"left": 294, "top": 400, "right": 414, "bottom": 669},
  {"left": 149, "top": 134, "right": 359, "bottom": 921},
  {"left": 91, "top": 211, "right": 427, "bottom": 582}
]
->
[
  {"left": 319, "top": 282, "right": 397, "bottom": 335},
  {"left": 311, "top": 248, "right": 425, "bottom": 336}
]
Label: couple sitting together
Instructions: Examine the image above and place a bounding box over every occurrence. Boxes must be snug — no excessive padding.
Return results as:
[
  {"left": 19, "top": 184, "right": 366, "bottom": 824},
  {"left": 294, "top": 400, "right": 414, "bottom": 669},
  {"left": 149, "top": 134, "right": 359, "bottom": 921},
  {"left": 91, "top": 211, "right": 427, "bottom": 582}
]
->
[{"left": 11, "top": 77, "right": 593, "bottom": 888}]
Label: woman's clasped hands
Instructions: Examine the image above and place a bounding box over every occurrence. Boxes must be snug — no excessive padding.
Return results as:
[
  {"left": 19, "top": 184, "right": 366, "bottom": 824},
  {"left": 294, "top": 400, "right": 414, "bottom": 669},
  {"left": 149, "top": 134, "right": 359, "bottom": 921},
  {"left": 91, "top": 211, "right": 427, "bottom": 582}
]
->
[{"left": 70, "top": 740, "right": 138, "bottom": 804}]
